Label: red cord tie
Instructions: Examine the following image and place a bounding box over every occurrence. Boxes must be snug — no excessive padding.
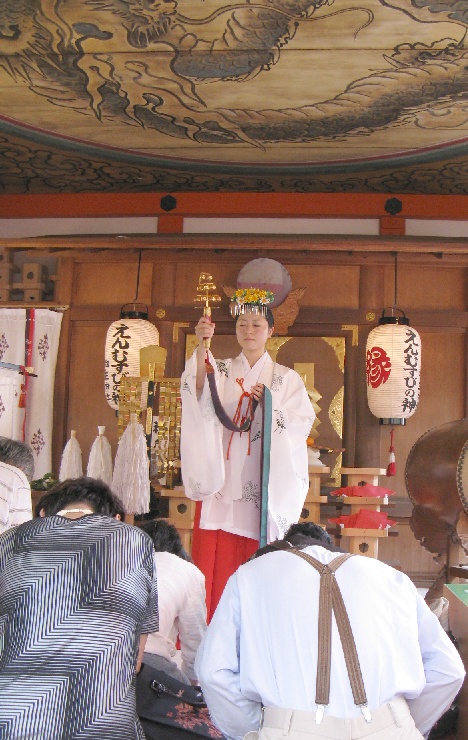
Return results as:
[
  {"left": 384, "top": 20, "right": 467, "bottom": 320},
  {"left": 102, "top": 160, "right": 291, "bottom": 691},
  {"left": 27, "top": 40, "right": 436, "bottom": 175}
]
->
[{"left": 227, "top": 378, "right": 253, "bottom": 460}]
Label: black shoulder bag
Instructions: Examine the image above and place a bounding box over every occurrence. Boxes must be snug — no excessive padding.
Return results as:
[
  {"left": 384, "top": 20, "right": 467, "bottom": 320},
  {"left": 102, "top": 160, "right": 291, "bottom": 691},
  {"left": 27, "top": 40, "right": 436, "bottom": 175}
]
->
[{"left": 136, "top": 663, "right": 223, "bottom": 740}]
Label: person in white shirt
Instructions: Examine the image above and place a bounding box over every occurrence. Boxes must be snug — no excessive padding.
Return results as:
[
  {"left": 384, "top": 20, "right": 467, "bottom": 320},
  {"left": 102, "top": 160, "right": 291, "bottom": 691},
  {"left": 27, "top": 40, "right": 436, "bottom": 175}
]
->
[
  {"left": 196, "top": 522, "right": 465, "bottom": 740},
  {"left": 140, "top": 519, "right": 207, "bottom": 684},
  {"left": 0, "top": 436, "right": 34, "bottom": 534}
]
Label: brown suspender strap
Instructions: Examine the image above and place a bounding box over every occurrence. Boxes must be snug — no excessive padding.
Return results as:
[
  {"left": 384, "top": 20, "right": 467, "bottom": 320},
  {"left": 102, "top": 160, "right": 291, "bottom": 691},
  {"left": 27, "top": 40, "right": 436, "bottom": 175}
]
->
[{"left": 286, "top": 549, "right": 368, "bottom": 711}]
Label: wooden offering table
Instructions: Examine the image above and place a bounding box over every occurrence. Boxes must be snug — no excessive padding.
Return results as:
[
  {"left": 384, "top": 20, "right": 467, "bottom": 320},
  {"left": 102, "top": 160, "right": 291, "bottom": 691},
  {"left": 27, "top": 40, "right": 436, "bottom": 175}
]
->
[
  {"left": 338, "top": 467, "right": 393, "bottom": 558},
  {"left": 156, "top": 483, "right": 195, "bottom": 553}
]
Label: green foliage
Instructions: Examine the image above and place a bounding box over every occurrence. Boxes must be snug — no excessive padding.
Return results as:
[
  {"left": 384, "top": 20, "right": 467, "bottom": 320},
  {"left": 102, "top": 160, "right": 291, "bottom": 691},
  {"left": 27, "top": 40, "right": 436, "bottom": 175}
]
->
[{"left": 31, "top": 472, "right": 58, "bottom": 491}]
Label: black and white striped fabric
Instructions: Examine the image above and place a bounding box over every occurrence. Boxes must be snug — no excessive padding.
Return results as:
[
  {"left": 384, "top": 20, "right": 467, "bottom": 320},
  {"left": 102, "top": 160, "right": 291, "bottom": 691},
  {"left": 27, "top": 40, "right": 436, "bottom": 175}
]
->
[{"left": 0, "top": 515, "right": 159, "bottom": 739}]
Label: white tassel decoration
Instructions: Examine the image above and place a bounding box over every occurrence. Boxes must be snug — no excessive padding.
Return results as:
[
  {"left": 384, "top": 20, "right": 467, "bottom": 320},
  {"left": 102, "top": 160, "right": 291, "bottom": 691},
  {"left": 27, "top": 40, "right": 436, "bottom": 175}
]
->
[
  {"left": 59, "top": 430, "right": 83, "bottom": 481},
  {"left": 112, "top": 414, "right": 150, "bottom": 515},
  {"left": 87, "top": 426, "right": 113, "bottom": 485}
]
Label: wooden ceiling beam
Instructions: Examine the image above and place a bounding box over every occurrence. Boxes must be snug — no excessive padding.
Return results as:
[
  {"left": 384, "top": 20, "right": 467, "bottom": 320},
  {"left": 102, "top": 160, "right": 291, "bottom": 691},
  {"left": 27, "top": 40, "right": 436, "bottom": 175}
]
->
[
  {"left": 1, "top": 233, "right": 468, "bottom": 254},
  {"left": 0, "top": 192, "right": 467, "bottom": 219}
]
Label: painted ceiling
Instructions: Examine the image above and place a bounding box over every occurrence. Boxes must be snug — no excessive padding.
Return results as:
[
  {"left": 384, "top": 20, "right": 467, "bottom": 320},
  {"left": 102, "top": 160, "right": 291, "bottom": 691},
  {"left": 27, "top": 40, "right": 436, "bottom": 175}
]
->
[{"left": 1, "top": 0, "right": 468, "bottom": 195}]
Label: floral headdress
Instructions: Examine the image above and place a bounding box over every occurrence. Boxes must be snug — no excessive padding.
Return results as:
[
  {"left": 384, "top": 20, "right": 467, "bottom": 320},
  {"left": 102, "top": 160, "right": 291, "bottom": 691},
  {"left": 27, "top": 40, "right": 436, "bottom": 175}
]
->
[{"left": 229, "top": 288, "right": 275, "bottom": 318}]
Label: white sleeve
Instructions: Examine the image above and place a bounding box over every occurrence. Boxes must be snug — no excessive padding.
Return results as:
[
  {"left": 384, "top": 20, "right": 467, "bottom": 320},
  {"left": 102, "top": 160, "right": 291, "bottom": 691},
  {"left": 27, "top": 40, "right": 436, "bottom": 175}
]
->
[
  {"left": 178, "top": 570, "right": 207, "bottom": 682},
  {"left": 281, "top": 369, "right": 315, "bottom": 436},
  {"left": 406, "top": 593, "right": 465, "bottom": 737},
  {"left": 180, "top": 351, "right": 225, "bottom": 500},
  {"left": 195, "top": 574, "right": 262, "bottom": 740},
  {"left": 9, "top": 479, "right": 32, "bottom": 530},
  {"left": 267, "top": 369, "right": 315, "bottom": 540}
]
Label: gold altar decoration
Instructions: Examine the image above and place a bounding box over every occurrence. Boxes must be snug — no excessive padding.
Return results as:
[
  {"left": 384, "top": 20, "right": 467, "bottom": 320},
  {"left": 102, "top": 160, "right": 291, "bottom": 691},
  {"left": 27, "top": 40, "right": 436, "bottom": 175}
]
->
[
  {"left": 155, "top": 378, "right": 182, "bottom": 488},
  {"left": 140, "top": 345, "right": 166, "bottom": 380},
  {"left": 294, "top": 362, "right": 322, "bottom": 442},
  {"left": 117, "top": 376, "right": 143, "bottom": 440},
  {"left": 267, "top": 337, "right": 292, "bottom": 362},
  {"left": 117, "top": 345, "right": 167, "bottom": 440}
]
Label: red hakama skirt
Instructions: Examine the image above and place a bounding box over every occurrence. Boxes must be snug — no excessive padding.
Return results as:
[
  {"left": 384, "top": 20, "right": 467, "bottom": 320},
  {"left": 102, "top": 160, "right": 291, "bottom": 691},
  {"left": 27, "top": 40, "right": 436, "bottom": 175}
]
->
[{"left": 191, "top": 502, "right": 258, "bottom": 621}]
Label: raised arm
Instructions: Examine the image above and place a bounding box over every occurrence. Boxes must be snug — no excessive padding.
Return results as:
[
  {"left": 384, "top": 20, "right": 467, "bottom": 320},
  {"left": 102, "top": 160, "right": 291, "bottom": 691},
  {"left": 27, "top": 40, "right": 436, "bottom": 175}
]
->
[{"left": 194, "top": 315, "right": 216, "bottom": 393}]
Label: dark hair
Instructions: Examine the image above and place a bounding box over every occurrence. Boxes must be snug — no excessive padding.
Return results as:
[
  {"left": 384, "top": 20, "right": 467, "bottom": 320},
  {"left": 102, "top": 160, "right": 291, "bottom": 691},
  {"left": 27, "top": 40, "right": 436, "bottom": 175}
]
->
[
  {"left": 235, "top": 307, "right": 274, "bottom": 330},
  {"left": 0, "top": 437, "right": 34, "bottom": 482},
  {"left": 265, "top": 308, "right": 275, "bottom": 329},
  {"left": 35, "top": 477, "right": 124, "bottom": 518},
  {"left": 249, "top": 520, "right": 341, "bottom": 561},
  {"left": 284, "top": 521, "right": 332, "bottom": 545},
  {"left": 139, "top": 519, "right": 192, "bottom": 561}
]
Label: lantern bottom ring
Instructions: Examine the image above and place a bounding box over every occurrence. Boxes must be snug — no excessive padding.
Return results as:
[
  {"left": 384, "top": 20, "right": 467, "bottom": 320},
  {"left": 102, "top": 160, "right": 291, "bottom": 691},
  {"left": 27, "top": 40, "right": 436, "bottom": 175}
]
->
[{"left": 379, "top": 418, "right": 406, "bottom": 426}]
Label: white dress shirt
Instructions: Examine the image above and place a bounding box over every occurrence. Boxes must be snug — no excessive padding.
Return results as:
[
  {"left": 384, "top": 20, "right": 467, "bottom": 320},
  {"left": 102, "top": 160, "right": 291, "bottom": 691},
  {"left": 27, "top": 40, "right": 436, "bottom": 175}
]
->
[
  {"left": 196, "top": 545, "right": 465, "bottom": 740},
  {"left": 145, "top": 551, "right": 207, "bottom": 682},
  {"left": 0, "top": 461, "right": 32, "bottom": 534}
]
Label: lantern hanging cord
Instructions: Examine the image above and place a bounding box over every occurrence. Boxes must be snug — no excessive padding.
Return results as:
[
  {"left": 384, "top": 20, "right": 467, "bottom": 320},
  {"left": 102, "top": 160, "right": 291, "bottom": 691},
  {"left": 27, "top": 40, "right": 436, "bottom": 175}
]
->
[
  {"left": 133, "top": 250, "right": 142, "bottom": 304},
  {"left": 392, "top": 251, "right": 398, "bottom": 313}
]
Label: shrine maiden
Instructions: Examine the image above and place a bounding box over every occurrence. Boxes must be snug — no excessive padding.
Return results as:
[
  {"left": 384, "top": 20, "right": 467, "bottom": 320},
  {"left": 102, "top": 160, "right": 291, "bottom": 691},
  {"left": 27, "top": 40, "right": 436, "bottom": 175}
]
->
[{"left": 180, "top": 291, "right": 315, "bottom": 616}]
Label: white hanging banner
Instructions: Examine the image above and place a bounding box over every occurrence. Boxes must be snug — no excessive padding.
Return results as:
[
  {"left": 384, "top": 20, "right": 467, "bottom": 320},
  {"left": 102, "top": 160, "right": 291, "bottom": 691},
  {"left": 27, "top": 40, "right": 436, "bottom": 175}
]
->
[
  {"left": 0, "top": 309, "right": 28, "bottom": 439},
  {"left": 0, "top": 308, "right": 63, "bottom": 478}
]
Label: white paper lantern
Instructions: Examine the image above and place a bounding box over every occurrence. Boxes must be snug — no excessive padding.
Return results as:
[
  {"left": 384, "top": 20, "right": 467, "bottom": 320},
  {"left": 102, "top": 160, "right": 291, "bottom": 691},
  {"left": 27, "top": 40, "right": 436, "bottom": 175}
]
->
[
  {"left": 366, "top": 312, "right": 421, "bottom": 424},
  {"left": 104, "top": 306, "right": 159, "bottom": 411}
]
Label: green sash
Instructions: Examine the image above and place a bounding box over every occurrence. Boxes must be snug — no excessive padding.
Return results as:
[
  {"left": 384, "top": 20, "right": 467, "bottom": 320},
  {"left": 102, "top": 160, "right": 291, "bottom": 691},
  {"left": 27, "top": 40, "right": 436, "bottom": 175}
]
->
[{"left": 260, "top": 386, "right": 273, "bottom": 548}]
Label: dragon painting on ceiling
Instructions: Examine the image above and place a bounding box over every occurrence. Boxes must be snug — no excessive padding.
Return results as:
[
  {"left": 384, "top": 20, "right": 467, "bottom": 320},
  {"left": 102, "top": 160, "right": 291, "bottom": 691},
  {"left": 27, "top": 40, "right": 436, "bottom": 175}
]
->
[{"left": 0, "top": 0, "right": 468, "bottom": 194}]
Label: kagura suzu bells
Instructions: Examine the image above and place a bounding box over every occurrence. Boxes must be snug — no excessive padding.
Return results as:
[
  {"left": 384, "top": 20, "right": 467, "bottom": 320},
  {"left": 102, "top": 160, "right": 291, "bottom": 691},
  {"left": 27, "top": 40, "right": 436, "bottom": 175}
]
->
[
  {"left": 366, "top": 309, "right": 421, "bottom": 425},
  {"left": 104, "top": 304, "right": 159, "bottom": 411}
]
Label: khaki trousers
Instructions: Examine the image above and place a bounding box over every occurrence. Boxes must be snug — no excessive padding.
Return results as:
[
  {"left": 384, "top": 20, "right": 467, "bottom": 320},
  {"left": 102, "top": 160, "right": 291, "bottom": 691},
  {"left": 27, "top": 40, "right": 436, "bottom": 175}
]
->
[{"left": 244, "top": 698, "right": 424, "bottom": 740}]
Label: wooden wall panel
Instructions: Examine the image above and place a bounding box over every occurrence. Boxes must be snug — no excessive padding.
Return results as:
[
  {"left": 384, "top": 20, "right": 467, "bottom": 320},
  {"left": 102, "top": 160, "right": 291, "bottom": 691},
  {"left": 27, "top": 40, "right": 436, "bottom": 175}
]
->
[
  {"left": 384, "top": 265, "right": 466, "bottom": 311},
  {"left": 173, "top": 261, "right": 361, "bottom": 308},
  {"left": 152, "top": 261, "right": 177, "bottom": 307},
  {"left": 73, "top": 261, "right": 153, "bottom": 306},
  {"left": 285, "top": 265, "right": 361, "bottom": 308}
]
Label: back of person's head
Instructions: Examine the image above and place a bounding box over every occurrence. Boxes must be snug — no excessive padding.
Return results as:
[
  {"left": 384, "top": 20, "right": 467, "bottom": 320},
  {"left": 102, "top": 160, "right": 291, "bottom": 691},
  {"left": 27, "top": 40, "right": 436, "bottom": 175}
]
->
[
  {"left": 139, "top": 519, "right": 192, "bottom": 561},
  {"left": 284, "top": 521, "right": 332, "bottom": 546},
  {"left": 0, "top": 437, "right": 34, "bottom": 482},
  {"left": 35, "top": 476, "right": 124, "bottom": 518},
  {"left": 250, "top": 520, "right": 339, "bottom": 561}
]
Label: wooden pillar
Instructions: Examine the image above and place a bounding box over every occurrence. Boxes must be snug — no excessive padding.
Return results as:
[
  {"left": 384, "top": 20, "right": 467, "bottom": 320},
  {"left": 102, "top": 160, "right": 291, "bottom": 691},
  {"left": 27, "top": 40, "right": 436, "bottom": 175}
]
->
[{"left": 300, "top": 466, "right": 330, "bottom": 525}]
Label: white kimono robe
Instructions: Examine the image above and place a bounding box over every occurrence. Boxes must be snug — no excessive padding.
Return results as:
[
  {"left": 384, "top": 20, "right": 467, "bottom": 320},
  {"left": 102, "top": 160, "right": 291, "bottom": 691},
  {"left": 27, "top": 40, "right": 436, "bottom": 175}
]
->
[{"left": 181, "top": 350, "right": 315, "bottom": 542}]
